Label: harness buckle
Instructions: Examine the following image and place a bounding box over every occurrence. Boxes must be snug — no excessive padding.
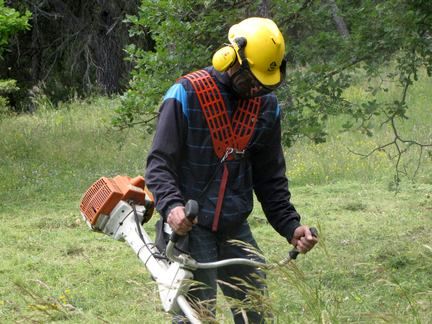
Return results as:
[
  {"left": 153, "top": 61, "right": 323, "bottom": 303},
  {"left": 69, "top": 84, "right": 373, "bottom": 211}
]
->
[{"left": 221, "top": 147, "right": 246, "bottom": 163}]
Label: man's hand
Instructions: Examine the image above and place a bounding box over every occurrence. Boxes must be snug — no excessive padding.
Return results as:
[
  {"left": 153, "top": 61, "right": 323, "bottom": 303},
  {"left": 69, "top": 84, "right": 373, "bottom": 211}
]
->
[
  {"left": 167, "top": 206, "right": 195, "bottom": 235},
  {"left": 290, "top": 225, "right": 318, "bottom": 253}
]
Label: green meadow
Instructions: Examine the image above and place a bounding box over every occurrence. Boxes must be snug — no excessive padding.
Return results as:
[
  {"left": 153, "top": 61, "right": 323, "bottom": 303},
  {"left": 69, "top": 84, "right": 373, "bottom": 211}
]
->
[{"left": 0, "top": 74, "right": 431, "bottom": 323}]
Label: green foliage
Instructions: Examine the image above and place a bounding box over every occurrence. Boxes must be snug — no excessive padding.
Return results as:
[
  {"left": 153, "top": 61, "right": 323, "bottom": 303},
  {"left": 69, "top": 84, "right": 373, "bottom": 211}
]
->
[
  {"left": 0, "top": 1, "right": 30, "bottom": 114},
  {"left": 0, "top": 79, "right": 18, "bottom": 115},
  {"left": 0, "top": 78, "right": 17, "bottom": 92},
  {"left": 272, "top": 0, "right": 432, "bottom": 143},
  {"left": 0, "top": 0, "right": 30, "bottom": 57},
  {"left": 116, "top": 0, "right": 431, "bottom": 132},
  {"left": 116, "top": 0, "right": 431, "bottom": 179}
]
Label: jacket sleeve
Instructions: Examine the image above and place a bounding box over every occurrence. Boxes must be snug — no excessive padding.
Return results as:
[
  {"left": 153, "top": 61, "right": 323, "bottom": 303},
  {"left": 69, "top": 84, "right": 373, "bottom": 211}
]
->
[
  {"left": 145, "top": 84, "right": 188, "bottom": 219},
  {"left": 251, "top": 107, "right": 301, "bottom": 242}
]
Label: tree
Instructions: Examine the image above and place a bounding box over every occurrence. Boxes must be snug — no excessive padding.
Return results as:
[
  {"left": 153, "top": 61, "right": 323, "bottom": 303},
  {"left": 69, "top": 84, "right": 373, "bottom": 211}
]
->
[
  {"left": 116, "top": 0, "right": 431, "bottom": 181},
  {"left": 0, "top": 0, "right": 30, "bottom": 114},
  {"left": 326, "top": 0, "right": 350, "bottom": 39},
  {"left": 0, "top": 1, "right": 30, "bottom": 55},
  {"left": 272, "top": 0, "right": 432, "bottom": 181},
  {"left": 1, "top": 0, "right": 145, "bottom": 110}
]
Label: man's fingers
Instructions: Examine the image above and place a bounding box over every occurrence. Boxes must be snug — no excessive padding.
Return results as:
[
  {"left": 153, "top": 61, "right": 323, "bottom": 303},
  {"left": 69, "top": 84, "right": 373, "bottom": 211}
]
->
[
  {"left": 297, "top": 235, "right": 318, "bottom": 253},
  {"left": 167, "top": 207, "right": 194, "bottom": 235},
  {"left": 291, "top": 225, "right": 319, "bottom": 254},
  {"left": 303, "top": 227, "right": 317, "bottom": 241},
  {"left": 180, "top": 219, "right": 193, "bottom": 233}
]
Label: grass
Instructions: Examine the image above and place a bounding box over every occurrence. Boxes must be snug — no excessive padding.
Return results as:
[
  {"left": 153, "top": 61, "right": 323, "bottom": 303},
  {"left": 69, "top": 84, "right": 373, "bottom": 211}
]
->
[
  {"left": 263, "top": 181, "right": 432, "bottom": 323},
  {"left": 0, "top": 73, "right": 431, "bottom": 322}
]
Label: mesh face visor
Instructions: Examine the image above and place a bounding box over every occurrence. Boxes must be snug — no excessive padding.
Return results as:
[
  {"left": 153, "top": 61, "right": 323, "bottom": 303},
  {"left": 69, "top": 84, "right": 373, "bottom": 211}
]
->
[
  {"left": 231, "top": 60, "right": 286, "bottom": 98},
  {"left": 231, "top": 37, "right": 286, "bottom": 98}
]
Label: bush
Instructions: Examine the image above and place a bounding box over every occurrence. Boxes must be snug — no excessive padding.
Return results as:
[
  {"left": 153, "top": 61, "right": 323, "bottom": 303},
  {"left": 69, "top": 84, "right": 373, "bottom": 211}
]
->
[
  {"left": 0, "top": 1, "right": 31, "bottom": 54},
  {"left": 0, "top": 79, "right": 18, "bottom": 116},
  {"left": 0, "top": 1, "right": 30, "bottom": 114}
]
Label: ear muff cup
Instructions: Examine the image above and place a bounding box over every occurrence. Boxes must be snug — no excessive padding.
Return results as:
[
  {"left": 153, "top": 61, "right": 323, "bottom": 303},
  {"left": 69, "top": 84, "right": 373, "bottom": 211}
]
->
[{"left": 212, "top": 46, "right": 237, "bottom": 72}]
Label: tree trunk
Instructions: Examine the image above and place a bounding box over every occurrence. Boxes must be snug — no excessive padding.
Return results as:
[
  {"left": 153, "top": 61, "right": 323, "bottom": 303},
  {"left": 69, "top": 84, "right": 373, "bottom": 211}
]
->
[
  {"left": 30, "top": 6, "right": 41, "bottom": 85},
  {"left": 326, "top": 0, "right": 350, "bottom": 38},
  {"left": 3, "top": 0, "right": 141, "bottom": 101},
  {"left": 259, "top": 0, "right": 270, "bottom": 18}
]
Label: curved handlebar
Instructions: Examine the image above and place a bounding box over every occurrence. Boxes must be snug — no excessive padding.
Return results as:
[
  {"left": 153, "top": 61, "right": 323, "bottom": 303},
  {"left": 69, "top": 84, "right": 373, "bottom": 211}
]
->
[{"left": 165, "top": 202, "right": 318, "bottom": 270}]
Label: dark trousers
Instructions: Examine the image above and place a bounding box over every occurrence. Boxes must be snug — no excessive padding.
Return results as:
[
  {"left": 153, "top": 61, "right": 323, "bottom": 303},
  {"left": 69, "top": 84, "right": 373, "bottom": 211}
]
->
[{"left": 174, "top": 221, "right": 269, "bottom": 323}]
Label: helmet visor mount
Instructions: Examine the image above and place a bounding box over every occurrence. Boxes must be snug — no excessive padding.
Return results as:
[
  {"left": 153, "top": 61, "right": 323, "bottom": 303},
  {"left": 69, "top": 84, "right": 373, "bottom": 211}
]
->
[{"left": 230, "top": 37, "right": 286, "bottom": 98}]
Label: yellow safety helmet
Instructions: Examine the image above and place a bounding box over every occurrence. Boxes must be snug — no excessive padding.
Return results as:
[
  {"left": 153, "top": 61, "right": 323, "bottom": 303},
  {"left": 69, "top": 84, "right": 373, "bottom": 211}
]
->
[{"left": 212, "top": 17, "right": 286, "bottom": 86}]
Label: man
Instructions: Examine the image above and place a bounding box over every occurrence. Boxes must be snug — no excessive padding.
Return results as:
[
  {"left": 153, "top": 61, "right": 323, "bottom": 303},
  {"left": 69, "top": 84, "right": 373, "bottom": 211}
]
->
[{"left": 145, "top": 17, "right": 318, "bottom": 323}]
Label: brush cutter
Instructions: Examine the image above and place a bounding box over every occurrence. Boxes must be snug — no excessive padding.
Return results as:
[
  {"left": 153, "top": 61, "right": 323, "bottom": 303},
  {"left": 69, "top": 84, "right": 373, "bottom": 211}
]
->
[{"left": 79, "top": 175, "right": 317, "bottom": 323}]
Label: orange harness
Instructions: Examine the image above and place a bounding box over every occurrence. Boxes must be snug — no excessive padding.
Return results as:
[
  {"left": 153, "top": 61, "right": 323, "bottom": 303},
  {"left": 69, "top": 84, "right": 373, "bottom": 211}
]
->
[{"left": 183, "top": 70, "right": 261, "bottom": 231}]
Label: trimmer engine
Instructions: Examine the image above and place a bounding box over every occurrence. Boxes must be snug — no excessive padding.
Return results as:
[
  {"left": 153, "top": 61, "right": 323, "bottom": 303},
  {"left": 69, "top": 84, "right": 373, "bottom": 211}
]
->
[{"left": 80, "top": 175, "right": 154, "bottom": 232}]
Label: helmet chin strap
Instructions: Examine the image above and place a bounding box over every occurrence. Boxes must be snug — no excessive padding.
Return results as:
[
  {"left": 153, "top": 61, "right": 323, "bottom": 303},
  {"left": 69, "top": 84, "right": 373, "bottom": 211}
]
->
[{"left": 226, "top": 61, "right": 240, "bottom": 77}]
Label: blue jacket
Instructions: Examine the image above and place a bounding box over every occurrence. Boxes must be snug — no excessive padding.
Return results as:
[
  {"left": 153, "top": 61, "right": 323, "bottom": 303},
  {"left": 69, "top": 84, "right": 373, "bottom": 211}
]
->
[{"left": 145, "top": 67, "right": 301, "bottom": 241}]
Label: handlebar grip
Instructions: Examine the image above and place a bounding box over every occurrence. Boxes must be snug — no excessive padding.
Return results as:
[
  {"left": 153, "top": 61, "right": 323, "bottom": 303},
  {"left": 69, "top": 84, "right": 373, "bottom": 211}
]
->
[
  {"left": 170, "top": 200, "right": 199, "bottom": 243},
  {"left": 289, "top": 226, "right": 318, "bottom": 260},
  {"left": 310, "top": 227, "right": 318, "bottom": 238},
  {"left": 185, "top": 199, "right": 199, "bottom": 222}
]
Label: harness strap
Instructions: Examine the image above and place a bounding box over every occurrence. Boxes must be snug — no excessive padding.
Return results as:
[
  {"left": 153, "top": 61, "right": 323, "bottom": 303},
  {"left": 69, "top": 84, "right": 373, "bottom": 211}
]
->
[
  {"left": 183, "top": 69, "right": 261, "bottom": 231},
  {"left": 212, "top": 164, "right": 229, "bottom": 231},
  {"left": 232, "top": 98, "right": 261, "bottom": 151},
  {"left": 183, "top": 70, "right": 233, "bottom": 158}
]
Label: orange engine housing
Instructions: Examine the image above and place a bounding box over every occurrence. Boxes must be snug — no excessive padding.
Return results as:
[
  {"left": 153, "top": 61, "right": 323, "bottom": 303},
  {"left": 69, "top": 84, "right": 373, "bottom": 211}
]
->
[{"left": 80, "top": 175, "right": 154, "bottom": 225}]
